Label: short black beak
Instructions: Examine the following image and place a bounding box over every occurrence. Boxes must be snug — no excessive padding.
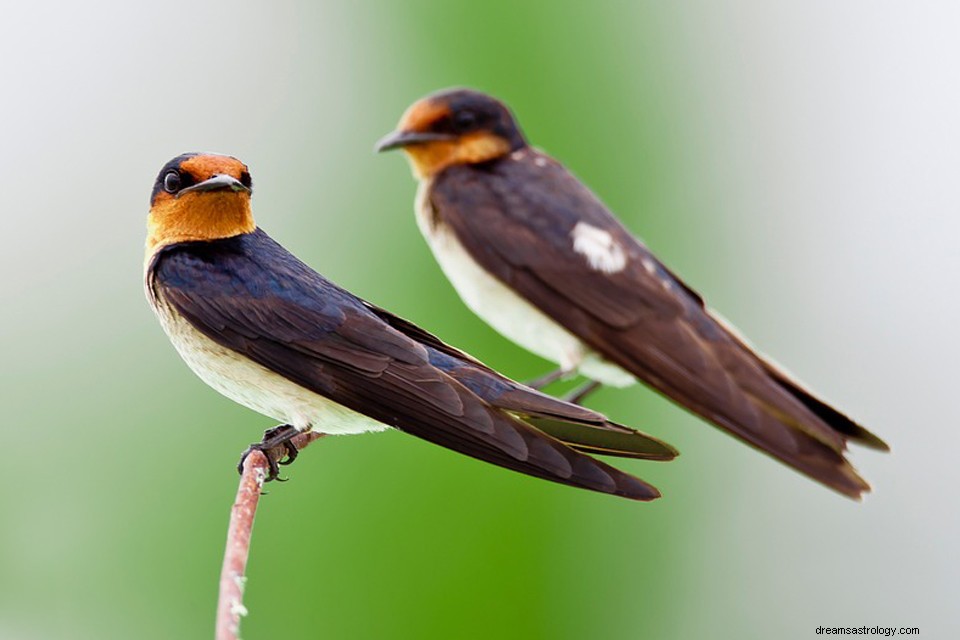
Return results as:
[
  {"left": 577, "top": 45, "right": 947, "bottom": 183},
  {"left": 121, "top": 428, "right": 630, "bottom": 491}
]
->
[
  {"left": 375, "top": 130, "right": 456, "bottom": 153},
  {"left": 177, "top": 174, "right": 251, "bottom": 197}
]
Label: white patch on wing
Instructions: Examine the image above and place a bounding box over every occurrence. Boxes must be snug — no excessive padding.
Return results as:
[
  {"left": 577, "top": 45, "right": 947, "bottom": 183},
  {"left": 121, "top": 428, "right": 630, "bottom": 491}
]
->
[
  {"left": 641, "top": 256, "right": 657, "bottom": 275},
  {"left": 571, "top": 222, "right": 628, "bottom": 274},
  {"left": 415, "top": 181, "right": 635, "bottom": 388}
]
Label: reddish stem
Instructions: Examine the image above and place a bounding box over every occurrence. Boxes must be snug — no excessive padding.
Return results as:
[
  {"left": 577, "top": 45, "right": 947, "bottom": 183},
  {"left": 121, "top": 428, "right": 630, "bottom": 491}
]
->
[{"left": 215, "top": 432, "right": 324, "bottom": 640}]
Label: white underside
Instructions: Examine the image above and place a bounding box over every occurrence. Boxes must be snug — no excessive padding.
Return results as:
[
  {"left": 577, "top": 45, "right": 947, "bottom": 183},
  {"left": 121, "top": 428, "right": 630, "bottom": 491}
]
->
[
  {"left": 416, "top": 181, "right": 635, "bottom": 387},
  {"left": 149, "top": 289, "right": 388, "bottom": 435}
]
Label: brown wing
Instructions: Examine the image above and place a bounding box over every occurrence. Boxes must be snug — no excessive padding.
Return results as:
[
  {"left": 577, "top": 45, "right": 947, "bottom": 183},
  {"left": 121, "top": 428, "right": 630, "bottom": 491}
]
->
[
  {"left": 149, "top": 229, "right": 663, "bottom": 500},
  {"left": 359, "top": 299, "right": 678, "bottom": 460},
  {"left": 429, "top": 152, "right": 886, "bottom": 498}
]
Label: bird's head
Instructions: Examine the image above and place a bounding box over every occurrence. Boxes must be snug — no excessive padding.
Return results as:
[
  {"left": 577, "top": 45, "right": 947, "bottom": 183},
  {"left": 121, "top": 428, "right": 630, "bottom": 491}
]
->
[
  {"left": 146, "top": 153, "right": 254, "bottom": 253},
  {"left": 376, "top": 88, "right": 526, "bottom": 179}
]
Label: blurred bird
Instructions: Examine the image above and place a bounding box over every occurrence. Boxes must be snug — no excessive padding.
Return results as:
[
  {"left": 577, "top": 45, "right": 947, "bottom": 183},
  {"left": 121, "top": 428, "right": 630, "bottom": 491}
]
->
[
  {"left": 143, "top": 152, "right": 677, "bottom": 500},
  {"left": 377, "top": 88, "right": 888, "bottom": 499}
]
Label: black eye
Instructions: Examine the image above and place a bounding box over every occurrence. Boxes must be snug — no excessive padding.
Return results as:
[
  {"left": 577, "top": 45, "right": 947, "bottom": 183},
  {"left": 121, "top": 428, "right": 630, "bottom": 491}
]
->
[
  {"left": 239, "top": 171, "right": 252, "bottom": 189},
  {"left": 163, "top": 171, "right": 181, "bottom": 193},
  {"left": 453, "top": 109, "right": 478, "bottom": 131}
]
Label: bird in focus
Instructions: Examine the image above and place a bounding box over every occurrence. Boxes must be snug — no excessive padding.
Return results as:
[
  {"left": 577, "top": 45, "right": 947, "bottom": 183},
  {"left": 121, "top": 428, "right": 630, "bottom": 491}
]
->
[
  {"left": 143, "top": 152, "right": 677, "bottom": 500},
  {"left": 377, "top": 88, "right": 888, "bottom": 499}
]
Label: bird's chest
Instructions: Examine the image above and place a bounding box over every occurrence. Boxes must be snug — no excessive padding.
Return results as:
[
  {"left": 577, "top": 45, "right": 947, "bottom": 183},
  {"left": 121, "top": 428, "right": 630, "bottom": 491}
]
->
[
  {"left": 144, "top": 278, "right": 386, "bottom": 434},
  {"left": 414, "top": 181, "right": 586, "bottom": 369}
]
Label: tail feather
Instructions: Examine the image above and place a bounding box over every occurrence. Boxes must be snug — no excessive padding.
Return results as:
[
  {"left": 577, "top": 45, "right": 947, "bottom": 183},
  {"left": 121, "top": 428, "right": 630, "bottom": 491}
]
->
[
  {"left": 492, "top": 381, "right": 678, "bottom": 460},
  {"left": 605, "top": 325, "right": 878, "bottom": 499},
  {"left": 762, "top": 362, "right": 889, "bottom": 452},
  {"left": 525, "top": 416, "right": 678, "bottom": 460},
  {"left": 699, "top": 401, "right": 870, "bottom": 499},
  {"left": 408, "top": 405, "right": 664, "bottom": 501}
]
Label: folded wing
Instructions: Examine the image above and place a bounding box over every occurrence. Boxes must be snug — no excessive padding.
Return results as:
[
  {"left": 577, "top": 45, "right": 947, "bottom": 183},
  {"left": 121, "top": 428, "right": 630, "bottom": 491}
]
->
[
  {"left": 429, "top": 155, "right": 886, "bottom": 498},
  {"left": 149, "top": 229, "right": 667, "bottom": 500}
]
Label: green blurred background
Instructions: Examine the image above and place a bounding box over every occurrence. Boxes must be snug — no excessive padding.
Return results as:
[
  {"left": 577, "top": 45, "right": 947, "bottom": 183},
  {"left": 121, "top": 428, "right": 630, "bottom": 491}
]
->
[{"left": 1, "top": 2, "right": 955, "bottom": 638}]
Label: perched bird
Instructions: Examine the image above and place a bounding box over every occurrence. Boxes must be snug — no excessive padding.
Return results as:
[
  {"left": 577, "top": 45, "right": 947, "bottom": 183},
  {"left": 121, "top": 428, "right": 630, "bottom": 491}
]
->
[
  {"left": 377, "top": 89, "right": 888, "bottom": 499},
  {"left": 144, "top": 152, "right": 677, "bottom": 500}
]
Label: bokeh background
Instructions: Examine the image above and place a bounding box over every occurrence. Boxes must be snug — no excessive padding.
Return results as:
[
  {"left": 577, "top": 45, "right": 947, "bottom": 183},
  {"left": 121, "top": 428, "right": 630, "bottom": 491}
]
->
[{"left": 1, "top": 2, "right": 956, "bottom": 638}]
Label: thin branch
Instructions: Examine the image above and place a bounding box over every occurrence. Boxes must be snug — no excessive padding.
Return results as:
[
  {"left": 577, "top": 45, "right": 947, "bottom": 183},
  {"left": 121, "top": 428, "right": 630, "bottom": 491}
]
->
[{"left": 215, "top": 432, "right": 324, "bottom": 640}]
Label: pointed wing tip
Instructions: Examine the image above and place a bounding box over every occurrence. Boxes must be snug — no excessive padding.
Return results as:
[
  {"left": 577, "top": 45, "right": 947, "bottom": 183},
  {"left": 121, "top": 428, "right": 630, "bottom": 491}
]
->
[
  {"left": 644, "top": 434, "right": 680, "bottom": 461},
  {"left": 857, "top": 432, "right": 891, "bottom": 453},
  {"left": 842, "top": 486, "right": 869, "bottom": 502},
  {"left": 600, "top": 464, "right": 663, "bottom": 501},
  {"left": 837, "top": 418, "right": 889, "bottom": 452},
  {"left": 618, "top": 478, "right": 662, "bottom": 501},
  {"left": 827, "top": 463, "right": 873, "bottom": 501},
  {"left": 602, "top": 420, "right": 679, "bottom": 460},
  {"left": 528, "top": 416, "right": 680, "bottom": 462}
]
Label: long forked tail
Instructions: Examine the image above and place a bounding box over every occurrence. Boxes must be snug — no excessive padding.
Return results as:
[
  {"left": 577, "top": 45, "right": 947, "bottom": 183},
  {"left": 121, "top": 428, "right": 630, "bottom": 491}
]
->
[{"left": 590, "top": 306, "right": 887, "bottom": 499}]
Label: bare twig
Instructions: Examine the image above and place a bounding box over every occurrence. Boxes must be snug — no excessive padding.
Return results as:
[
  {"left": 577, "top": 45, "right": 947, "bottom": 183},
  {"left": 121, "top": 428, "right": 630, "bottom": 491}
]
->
[{"left": 215, "top": 432, "right": 324, "bottom": 640}]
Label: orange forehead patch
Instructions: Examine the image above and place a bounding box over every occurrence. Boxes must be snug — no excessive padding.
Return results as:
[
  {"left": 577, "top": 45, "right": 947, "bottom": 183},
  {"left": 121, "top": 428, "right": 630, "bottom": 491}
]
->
[
  {"left": 399, "top": 99, "right": 451, "bottom": 132},
  {"left": 180, "top": 155, "right": 247, "bottom": 181}
]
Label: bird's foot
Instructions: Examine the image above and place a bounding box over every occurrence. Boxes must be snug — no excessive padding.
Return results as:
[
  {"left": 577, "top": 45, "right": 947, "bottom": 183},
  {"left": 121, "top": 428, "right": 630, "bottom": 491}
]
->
[
  {"left": 525, "top": 368, "right": 567, "bottom": 390},
  {"left": 563, "top": 380, "right": 602, "bottom": 405},
  {"left": 238, "top": 424, "right": 301, "bottom": 482}
]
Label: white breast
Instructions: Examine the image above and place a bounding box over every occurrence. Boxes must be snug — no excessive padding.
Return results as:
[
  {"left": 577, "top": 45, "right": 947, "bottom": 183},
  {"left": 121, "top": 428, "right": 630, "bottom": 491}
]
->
[
  {"left": 416, "top": 181, "right": 635, "bottom": 387},
  {"left": 147, "top": 285, "right": 388, "bottom": 436}
]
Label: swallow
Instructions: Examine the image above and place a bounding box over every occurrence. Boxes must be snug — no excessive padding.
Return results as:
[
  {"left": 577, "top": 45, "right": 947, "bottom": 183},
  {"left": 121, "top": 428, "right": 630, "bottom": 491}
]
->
[
  {"left": 143, "top": 152, "right": 678, "bottom": 500},
  {"left": 377, "top": 89, "right": 889, "bottom": 499}
]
